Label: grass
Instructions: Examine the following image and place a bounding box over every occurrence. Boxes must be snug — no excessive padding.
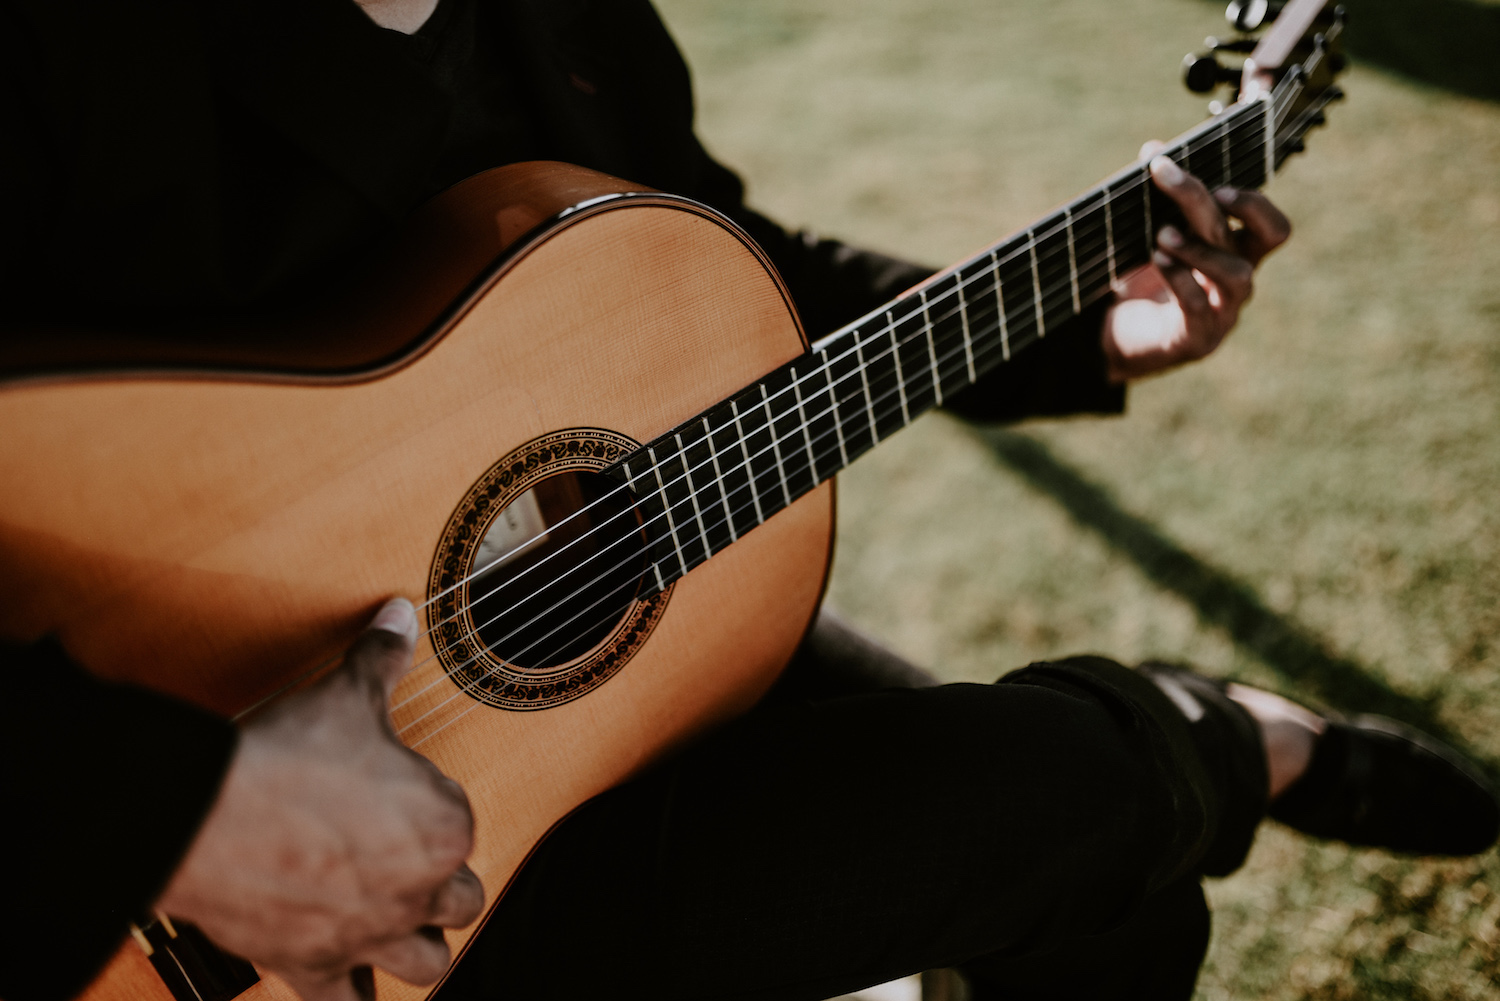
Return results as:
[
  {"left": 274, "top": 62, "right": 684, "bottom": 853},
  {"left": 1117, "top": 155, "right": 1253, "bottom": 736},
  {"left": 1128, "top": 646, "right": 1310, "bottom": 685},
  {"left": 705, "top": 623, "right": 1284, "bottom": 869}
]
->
[{"left": 652, "top": 0, "right": 1500, "bottom": 996}]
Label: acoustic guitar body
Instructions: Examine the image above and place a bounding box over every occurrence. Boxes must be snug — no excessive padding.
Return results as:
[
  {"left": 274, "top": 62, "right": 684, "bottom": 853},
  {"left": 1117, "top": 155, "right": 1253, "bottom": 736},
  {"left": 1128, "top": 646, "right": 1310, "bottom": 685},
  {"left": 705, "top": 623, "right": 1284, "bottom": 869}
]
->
[{"left": 0, "top": 163, "right": 833, "bottom": 1001}]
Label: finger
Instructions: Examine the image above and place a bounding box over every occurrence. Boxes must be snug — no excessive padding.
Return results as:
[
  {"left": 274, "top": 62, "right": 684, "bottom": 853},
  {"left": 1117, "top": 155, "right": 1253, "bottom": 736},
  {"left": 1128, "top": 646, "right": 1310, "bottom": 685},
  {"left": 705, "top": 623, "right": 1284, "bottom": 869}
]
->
[
  {"left": 428, "top": 863, "right": 486, "bottom": 928},
  {"left": 1213, "top": 186, "right": 1292, "bottom": 265},
  {"left": 1155, "top": 225, "right": 1253, "bottom": 312},
  {"left": 1151, "top": 250, "right": 1221, "bottom": 358},
  {"left": 363, "top": 930, "right": 451, "bottom": 987},
  {"left": 1149, "top": 156, "right": 1232, "bottom": 251},
  {"left": 347, "top": 598, "right": 419, "bottom": 697},
  {"left": 279, "top": 967, "right": 373, "bottom": 1001},
  {"left": 1138, "top": 138, "right": 1167, "bottom": 162}
]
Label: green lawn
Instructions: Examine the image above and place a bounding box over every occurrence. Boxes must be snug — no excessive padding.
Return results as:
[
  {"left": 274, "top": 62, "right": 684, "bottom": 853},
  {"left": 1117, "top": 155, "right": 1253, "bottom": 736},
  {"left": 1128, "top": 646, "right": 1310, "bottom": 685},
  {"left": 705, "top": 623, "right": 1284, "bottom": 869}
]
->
[{"left": 653, "top": 0, "right": 1500, "bottom": 996}]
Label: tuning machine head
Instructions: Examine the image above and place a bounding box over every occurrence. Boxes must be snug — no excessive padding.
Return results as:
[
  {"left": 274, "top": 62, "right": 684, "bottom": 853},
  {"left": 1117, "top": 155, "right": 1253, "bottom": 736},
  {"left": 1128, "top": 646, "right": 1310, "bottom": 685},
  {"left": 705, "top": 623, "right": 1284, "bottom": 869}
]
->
[
  {"left": 1182, "top": 35, "right": 1256, "bottom": 97},
  {"left": 1226, "top": 0, "right": 1287, "bottom": 32},
  {"left": 1183, "top": 0, "right": 1294, "bottom": 102}
]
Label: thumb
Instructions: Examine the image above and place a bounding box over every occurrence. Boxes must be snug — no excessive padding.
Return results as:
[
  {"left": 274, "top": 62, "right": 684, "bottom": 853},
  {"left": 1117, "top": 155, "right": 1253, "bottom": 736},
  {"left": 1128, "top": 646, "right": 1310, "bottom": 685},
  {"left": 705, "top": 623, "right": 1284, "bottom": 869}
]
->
[
  {"left": 346, "top": 597, "right": 419, "bottom": 699},
  {"left": 1138, "top": 138, "right": 1167, "bottom": 162}
]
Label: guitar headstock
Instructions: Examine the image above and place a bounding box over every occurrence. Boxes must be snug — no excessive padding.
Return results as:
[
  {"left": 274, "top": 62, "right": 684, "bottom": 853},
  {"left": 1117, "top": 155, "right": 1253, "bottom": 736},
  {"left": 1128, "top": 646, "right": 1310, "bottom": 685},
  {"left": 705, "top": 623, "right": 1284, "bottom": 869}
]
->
[{"left": 1183, "top": 0, "right": 1347, "bottom": 169}]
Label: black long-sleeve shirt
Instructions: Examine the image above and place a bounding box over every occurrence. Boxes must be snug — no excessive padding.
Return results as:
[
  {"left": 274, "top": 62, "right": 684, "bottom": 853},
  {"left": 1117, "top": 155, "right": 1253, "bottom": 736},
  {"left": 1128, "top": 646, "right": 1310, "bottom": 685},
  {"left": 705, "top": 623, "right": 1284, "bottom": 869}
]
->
[{"left": 0, "top": 3, "right": 1123, "bottom": 999}]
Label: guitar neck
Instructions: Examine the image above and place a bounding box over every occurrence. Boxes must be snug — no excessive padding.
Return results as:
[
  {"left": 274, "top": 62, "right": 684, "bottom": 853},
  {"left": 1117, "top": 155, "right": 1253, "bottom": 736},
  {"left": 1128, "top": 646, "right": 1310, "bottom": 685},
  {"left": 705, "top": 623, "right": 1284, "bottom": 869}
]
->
[{"left": 608, "top": 94, "right": 1287, "bottom": 596}]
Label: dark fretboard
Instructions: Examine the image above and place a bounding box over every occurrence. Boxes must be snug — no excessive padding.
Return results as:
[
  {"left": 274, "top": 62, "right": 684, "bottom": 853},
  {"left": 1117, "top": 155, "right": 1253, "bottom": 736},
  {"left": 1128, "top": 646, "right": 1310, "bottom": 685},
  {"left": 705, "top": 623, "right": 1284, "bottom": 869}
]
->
[{"left": 608, "top": 89, "right": 1304, "bottom": 597}]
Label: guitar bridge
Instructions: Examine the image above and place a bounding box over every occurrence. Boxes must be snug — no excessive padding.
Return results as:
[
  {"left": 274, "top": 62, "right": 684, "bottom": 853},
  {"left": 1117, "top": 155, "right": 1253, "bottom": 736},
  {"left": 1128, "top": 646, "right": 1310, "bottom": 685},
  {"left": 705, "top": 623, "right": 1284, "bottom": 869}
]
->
[{"left": 129, "top": 912, "right": 260, "bottom": 1001}]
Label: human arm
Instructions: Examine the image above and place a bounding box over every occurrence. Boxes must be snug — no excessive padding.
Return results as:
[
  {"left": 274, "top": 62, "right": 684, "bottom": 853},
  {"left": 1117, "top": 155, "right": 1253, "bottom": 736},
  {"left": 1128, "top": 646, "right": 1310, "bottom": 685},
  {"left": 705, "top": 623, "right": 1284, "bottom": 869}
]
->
[{"left": 0, "top": 600, "right": 484, "bottom": 1001}]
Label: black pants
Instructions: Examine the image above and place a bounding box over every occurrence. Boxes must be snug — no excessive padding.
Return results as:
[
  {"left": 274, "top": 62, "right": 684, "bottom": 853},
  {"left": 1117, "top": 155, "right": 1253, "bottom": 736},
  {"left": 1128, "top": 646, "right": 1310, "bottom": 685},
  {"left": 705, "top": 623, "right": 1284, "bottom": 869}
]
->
[{"left": 439, "top": 612, "right": 1267, "bottom": 1001}]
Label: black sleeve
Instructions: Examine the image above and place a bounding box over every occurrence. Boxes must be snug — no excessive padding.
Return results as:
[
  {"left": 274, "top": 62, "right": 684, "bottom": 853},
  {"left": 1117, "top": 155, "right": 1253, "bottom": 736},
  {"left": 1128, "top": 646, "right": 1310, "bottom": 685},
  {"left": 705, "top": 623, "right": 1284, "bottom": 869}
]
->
[{"left": 0, "top": 639, "right": 238, "bottom": 1001}]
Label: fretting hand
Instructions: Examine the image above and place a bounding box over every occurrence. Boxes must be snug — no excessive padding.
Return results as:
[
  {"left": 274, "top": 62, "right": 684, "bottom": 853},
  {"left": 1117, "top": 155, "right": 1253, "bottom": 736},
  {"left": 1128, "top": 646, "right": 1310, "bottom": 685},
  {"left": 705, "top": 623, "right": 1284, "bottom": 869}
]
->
[
  {"left": 1100, "top": 140, "right": 1292, "bottom": 382},
  {"left": 156, "top": 598, "right": 484, "bottom": 1001}
]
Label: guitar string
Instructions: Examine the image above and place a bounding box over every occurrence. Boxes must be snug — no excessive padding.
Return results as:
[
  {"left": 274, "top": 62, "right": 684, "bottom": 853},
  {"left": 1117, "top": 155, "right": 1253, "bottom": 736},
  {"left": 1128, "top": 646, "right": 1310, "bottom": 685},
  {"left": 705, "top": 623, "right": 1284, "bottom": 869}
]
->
[
  {"left": 391, "top": 105, "right": 1277, "bottom": 670},
  {"left": 227, "top": 88, "right": 1300, "bottom": 727},
  {"left": 388, "top": 140, "right": 1261, "bottom": 721},
  {"left": 385, "top": 109, "right": 1292, "bottom": 721},
  {"left": 391, "top": 120, "right": 1310, "bottom": 733},
  {"left": 396, "top": 91, "right": 1314, "bottom": 735},
  {"left": 403, "top": 169, "right": 1320, "bottom": 739},
  {"left": 395, "top": 103, "right": 1283, "bottom": 651},
  {"left": 402, "top": 93, "right": 1320, "bottom": 744},
  {"left": 397, "top": 99, "right": 1289, "bottom": 652}
]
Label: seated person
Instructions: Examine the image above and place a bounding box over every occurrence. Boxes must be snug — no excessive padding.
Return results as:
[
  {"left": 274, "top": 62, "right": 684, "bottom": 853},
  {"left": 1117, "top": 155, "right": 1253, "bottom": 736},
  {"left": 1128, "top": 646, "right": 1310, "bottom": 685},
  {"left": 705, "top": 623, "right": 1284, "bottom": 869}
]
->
[{"left": 3, "top": 2, "right": 1495, "bottom": 1000}]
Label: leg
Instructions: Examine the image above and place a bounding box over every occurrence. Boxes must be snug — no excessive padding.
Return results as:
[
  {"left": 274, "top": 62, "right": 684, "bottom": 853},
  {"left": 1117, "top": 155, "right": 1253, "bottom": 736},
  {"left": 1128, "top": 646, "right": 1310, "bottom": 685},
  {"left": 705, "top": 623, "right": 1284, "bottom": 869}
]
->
[{"left": 438, "top": 655, "right": 1245, "bottom": 1001}]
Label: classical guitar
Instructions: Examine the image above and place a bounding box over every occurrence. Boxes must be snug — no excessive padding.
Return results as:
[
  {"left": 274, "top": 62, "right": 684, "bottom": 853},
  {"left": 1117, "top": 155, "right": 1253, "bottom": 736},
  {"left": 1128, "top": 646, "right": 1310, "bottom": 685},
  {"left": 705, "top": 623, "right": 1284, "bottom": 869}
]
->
[{"left": 0, "top": 3, "right": 1344, "bottom": 1000}]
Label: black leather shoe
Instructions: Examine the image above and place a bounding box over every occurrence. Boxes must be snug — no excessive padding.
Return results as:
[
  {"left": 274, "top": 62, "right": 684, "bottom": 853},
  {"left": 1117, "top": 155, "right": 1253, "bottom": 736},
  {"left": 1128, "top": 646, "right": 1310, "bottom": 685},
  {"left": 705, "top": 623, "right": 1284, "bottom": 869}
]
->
[{"left": 1268, "top": 711, "right": 1500, "bottom": 857}]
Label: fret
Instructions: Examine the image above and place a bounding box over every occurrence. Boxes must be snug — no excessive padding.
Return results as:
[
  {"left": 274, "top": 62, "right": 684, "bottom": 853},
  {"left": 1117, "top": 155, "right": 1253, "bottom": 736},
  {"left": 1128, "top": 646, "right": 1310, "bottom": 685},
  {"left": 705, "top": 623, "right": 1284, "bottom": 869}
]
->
[
  {"left": 1064, "top": 208, "right": 1081, "bottom": 315},
  {"left": 921, "top": 271, "right": 973, "bottom": 402},
  {"left": 891, "top": 301, "right": 937, "bottom": 419},
  {"left": 1262, "top": 96, "right": 1276, "bottom": 189},
  {"left": 1070, "top": 190, "right": 1113, "bottom": 306},
  {"left": 820, "top": 350, "right": 850, "bottom": 470},
  {"left": 920, "top": 289, "right": 942, "bottom": 407},
  {"left": 1219, "top": 120, "right": 1233, "bottom": 189},
  {"left": 729, "top": 397, "right": 770, "bottom": 527},
  {"left": 955, "top": 268, "right": 976, "bottom": 382},
  {"left": 703, "top": 416, "right": 738, "bottom": 545},
  {"left": 1033, "top": 215, "right": 1077, "bottom": 332},
  {"left": 618, "top": 457, "right": 669, "bottom": 592},
  {"left": 857, "top": 317, "right": 906, "bottom": 442},
  {"left": 825, "top": 335, "right": 875, "bottom": 461},
  {"left": 707, "top": 403, "right": 759, "bottom": 541},
  {"left": 762, "top": 367, "right": 814, "bottom": 501},
  {"left": 1104, "top": 173, "right": 1149, "bottom": 275},
  {"left": 992, "top": 240, "right": 1034, "bottom": 350},
  {"left": 990, "top": 249, "right": 1011, "bottom": 360},
  {"left": 675, "top": 429, "right": 721, "bottom": 558},
  {"left": 646, "top": 446, "right": 689, "bottom": 577},
  {"left": 760, "top": 381, "right": 793, "bottom": 508},
  {"left": 886, "top": 312, "right": 911, "bottom": 426},
  {"left": 663, "top": 440, "right": 713, "bottom": 572},
  {"left": 1103, "top": 182, "right": 1118, "bottom": 283},
  {"left": 853, "top": 329, "right": 882, "bottom": 444},
  {"left": 1178, "top": 139, "right": 1206, "bottom": 186},
  {"left": 1141, "top": 166, "right": 1154, "bottom": 253},
  {"left": 789, "top": 360, "right": 822, "bottom": 483},
  {"left": 1027, "top": 230, "right": 1046, "bottom": 337}
]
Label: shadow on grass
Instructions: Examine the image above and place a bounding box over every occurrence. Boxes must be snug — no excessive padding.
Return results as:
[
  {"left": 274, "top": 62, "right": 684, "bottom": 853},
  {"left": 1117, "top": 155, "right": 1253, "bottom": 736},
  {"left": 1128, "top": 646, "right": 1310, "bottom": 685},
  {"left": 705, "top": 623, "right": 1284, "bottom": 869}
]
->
[{"left": 979, "top": 428, "right": 1484, "bottom": 757}]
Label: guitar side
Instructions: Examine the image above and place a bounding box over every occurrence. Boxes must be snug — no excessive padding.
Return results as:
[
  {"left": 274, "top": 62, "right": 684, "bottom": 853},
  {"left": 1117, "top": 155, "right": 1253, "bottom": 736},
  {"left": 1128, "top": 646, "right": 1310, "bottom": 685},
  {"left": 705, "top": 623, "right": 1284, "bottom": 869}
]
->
[{"left": 0, "top": 164, "right": 834, "bottom": 1001}]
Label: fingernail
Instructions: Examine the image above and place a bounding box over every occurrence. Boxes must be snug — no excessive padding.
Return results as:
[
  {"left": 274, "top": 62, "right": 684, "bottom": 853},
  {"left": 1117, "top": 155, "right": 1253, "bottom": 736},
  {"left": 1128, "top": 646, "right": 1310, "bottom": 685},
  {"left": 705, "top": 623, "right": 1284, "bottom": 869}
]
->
[
  {"left": 371, "top": 597, "right": 417, "bottom": 640},
  {"left": 1150, "top": 155, "right": 1184, "bottom": 186},
  {"left": 1152, "top": 249, "right": 1175, "bottom": 269},
  {"left": 1214, "top": 186, "right": 1238, "bottom": 205},
  {"left": 1158, "top": 225, "right": 1184, "bottom": 249}
]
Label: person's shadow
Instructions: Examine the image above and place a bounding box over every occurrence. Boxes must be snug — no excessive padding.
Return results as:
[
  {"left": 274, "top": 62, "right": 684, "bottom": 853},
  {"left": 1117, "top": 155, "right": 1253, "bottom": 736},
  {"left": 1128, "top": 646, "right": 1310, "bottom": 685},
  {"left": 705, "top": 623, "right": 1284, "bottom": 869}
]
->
[{"left": 978, "top": 427, "right": 1492, "bottom": 771}]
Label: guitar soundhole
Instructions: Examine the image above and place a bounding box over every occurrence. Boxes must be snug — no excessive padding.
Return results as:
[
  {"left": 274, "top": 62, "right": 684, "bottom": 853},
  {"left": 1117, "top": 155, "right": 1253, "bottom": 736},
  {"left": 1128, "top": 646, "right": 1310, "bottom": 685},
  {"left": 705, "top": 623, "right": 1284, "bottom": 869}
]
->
[
  {"left": 467, "top": 470, "right": 646, "bottom": 669},
  {"left": 427, "top": 427, "right": 673, "bottom": 712}
]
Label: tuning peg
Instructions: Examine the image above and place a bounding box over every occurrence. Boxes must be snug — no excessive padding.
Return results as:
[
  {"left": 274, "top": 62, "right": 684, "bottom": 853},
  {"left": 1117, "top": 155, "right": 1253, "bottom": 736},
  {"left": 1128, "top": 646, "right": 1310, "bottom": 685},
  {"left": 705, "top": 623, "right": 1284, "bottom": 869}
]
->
[
  {"left": 1225, "top": 0, "right": 1286, "bottom": 32},
  {"left": 1182, "top": 52, "right": 1240, "bottom": 94},
  {"left": 1204, "top": 35, "right": 1258, "bottom": 54}
]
